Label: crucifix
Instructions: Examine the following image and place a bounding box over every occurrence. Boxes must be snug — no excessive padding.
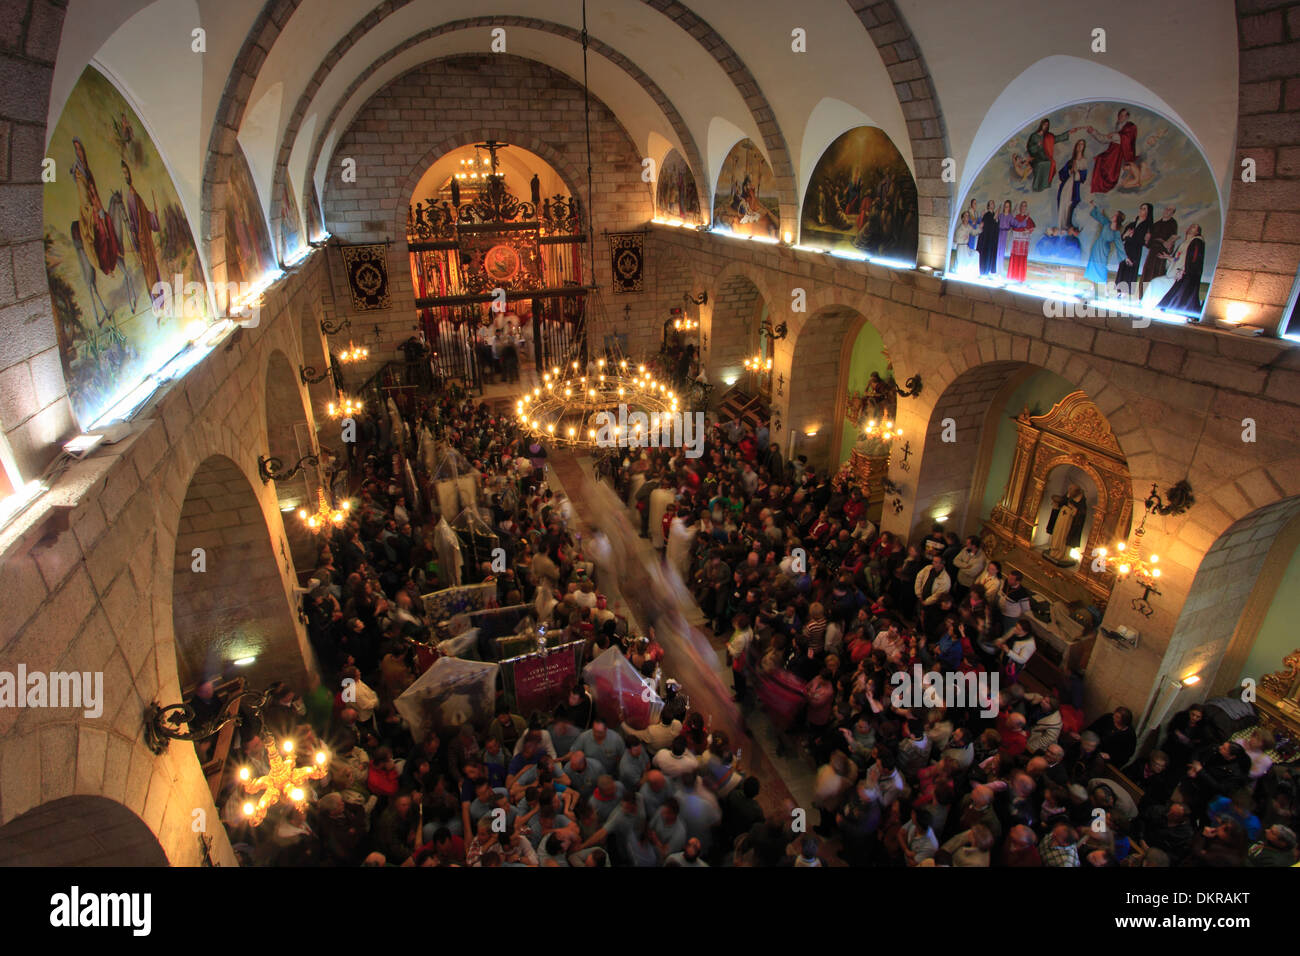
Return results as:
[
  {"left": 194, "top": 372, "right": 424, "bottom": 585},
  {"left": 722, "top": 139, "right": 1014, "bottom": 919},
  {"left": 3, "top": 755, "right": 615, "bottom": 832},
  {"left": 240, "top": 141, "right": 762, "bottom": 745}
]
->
[
  {"left": 474, "top": 140, "right": 508, "bottom": 175},
  {"left": 776, "top": 373, "right": 785, "bottom": 397},
  {"left": 281, "top": 538, "right": 293, "bottom": 577},
  {"left": 898, "top": 440, "right": 913, "bottom": 472}
]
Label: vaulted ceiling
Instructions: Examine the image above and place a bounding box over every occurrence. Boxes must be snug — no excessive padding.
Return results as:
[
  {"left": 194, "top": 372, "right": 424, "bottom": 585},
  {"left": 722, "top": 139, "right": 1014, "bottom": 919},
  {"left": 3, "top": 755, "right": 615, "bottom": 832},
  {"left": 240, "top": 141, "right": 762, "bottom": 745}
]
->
[{"left": 50, "top": 0, "right": 1240, "bottom": 251}]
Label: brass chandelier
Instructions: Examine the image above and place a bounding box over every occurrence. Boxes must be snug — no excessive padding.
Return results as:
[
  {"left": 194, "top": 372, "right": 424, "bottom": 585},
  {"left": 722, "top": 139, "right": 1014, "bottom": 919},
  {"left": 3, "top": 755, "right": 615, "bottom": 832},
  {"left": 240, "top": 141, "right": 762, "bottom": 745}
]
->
[{"left": 516, "top": 357, "right": 680, "bottom": 450}]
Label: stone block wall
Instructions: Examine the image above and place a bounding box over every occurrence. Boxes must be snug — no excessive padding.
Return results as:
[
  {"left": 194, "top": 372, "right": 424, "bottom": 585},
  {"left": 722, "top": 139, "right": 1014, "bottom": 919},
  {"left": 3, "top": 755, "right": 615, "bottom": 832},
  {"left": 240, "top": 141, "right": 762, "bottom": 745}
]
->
[
  {"left": 1206, "top": 0, "right": 1300, "bottom": 329},
  {"left": 0, "top": 252, "right": 326, "bottom": 866},
  {"left": 707, "top": 274, "right": 763, "bottom": 388},
  {"left": 0, "top": 0, "right": 76, "bottom": 483}
]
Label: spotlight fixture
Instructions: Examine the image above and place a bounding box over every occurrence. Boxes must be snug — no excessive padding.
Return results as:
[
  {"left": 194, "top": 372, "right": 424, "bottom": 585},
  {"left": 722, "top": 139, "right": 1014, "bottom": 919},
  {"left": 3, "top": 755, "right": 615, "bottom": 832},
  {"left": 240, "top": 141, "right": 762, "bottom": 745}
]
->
[{"left": 258, "top": 453, "right": 320, "bottom": 484}]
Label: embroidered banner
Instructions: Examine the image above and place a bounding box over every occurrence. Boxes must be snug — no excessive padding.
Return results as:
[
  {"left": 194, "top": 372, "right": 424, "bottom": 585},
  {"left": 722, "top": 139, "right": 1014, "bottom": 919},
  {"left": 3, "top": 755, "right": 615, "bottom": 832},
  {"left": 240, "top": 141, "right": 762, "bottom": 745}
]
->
[
  {"left": 339, "top": 242, "right": 391, "bottom": 310},
  {"left": 608, "top": 232, "right": 645, "bottom": 294}
]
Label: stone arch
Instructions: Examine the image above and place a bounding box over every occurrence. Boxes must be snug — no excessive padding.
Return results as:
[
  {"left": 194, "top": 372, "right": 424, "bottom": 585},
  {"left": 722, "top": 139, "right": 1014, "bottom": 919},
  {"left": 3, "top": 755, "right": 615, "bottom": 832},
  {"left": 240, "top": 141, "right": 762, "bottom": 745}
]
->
[
  {"left": 395, "top": 132, "right": 587, "bottom": 246},
  {"left": 264, "top": 349, "right": 316, "bottom": 572},
  {"left": 706, "top": 271, "right": 770, "bottom": 390},
  {"left": 199, "top": 0, "right": 303, "bottom": 289},
  {"left": 171, "top": 452, "right": 311, "bottom": 697},
  {"left": 824, "top": 308, "right": 899, "bottom": 468},
  {"left": 787, "top": 306, "right": 881, "bottom": 471},
  {"left": 905, "top": 358, "right": 1136, "bottom": 543},
  {"left": 0, "top": 795, "right": 167, "bottom": 866},
  {"left": 270, "top": 11, "right": 709, "bottom": 240},
  {"left": 640, "top": 0, "right": 797, "bottom": 226},
  {"left": 298, "top": 297, "right": 335, "bottom": 422},
  {"left": 842, "top": 0, "right": 951, "bottom": 268},
  {"left": 1152, "top": 495, "right": 1300, "bottom": 718}
]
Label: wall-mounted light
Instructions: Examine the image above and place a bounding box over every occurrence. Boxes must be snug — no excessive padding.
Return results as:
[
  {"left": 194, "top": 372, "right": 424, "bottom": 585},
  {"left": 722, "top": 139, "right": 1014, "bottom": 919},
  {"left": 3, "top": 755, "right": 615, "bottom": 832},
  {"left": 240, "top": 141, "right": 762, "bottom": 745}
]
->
[
  {"left": 299, "top": 364, "right": 333, "bottom": 385},
  {"left": 1181, "top": 674, "right": 1201, "bottom": 686},
  {"left": 1224, "top": 302, "right": 1250, "bottom": 325},
  {"left": 320, "top": 317, "right": 351, "bottom": 335},
  {"left": 257, "top": 454, "right": 319, "bottom": 484},
  {"left": 895, "top": 374, "right": 923, "bottom": 399},
  {"left": 803, "top": 427, "right": 819, "bottom": 438},
  {"left": 782, "top": 231, "right": 793, "bottom": 245}
]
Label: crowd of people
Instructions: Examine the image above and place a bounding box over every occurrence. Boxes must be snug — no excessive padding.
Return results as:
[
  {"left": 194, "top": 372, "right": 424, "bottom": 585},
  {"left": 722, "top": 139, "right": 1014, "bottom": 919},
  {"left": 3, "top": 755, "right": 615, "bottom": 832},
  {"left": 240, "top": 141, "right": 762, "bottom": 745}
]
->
[
  {"left": 602, "top": 411, "right": 1299, "bottom": 868},
  {"left": 200, "top": 367, "right": 1296, "bottom": 868}
]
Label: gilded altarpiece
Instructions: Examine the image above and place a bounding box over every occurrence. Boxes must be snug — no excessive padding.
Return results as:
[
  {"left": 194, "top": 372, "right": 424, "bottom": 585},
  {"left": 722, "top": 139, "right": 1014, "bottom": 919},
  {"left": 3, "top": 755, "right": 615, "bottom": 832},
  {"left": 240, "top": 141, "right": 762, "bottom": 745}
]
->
[{"left": 985, "top": 391, "right": 1132, "bottom": 610}]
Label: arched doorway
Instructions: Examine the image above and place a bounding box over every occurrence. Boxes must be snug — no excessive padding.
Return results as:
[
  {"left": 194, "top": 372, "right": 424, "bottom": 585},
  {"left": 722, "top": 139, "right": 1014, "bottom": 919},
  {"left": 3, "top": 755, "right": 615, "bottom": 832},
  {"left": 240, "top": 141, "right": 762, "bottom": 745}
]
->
[
  {"left": 0, "top": 796, "right": 167, "bottom": 866},
  {"left": 300, "top": 302, "right": 337, "bottom": 429},
  {"left": 265, "top": 349, "right": 317, "bottom": 573},
  {"left": 907, "top": 361, "right": 1133, "bottom": 678},
  {"left": 787, "top": 306, "right": 873, "bottom": 474},
  {"left": 1147, "top": 497, "right": 1300, "bottom": 734},
  {"left": 706, "top": 274, "right": 768, "bottom": 394},
  {"left": 171, "top": 454, "right": 310, "bottom": 695},
  {"left": 406, "top": 141, "right": 587, "bottom": 382}
]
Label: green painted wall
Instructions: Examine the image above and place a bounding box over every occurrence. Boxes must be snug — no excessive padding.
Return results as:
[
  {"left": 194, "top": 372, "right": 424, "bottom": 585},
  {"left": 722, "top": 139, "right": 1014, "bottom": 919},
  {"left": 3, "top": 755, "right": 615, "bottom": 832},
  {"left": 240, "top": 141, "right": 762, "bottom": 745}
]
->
[
  {"left": 838, "top": 322, "right": 889, "bottom": 465},
  {"left": 1239, "top": 533, "right": 1300, "bottom": 686},
  {"left": 978, "top": 369, "right": 1075, "bottom": 521}
]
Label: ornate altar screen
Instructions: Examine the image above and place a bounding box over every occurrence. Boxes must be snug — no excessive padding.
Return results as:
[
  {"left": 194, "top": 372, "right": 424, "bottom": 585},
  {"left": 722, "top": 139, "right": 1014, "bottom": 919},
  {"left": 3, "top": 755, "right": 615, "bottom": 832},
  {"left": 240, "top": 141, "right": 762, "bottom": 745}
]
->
[
  {"left": 984, "top": 390, "right": 1132, "bottom": 611},
  {"left": 406, "top": 142, "right": 589, "bottom": 387}
]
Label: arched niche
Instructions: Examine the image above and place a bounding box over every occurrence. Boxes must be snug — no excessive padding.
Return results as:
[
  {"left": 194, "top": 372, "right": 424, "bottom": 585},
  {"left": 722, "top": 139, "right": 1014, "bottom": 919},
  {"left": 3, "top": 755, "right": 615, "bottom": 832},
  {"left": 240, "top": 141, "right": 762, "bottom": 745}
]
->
[
  {"left": 707, "top": 274, "right": 768, "bottom": 391},
  {"left": 949, "top": 99, "right": 1221, "bottom": 321},
  {"left": 42, "top": 64, "right": 211, "bottom": 429},
  {"left": 712, "top": 139, "right": 781, "bottom": 240},
  {"left": 171, "top": 454, "right": 310, "bottom": 695},
  {"left": 799, "top": 125, "right": 918, "bottom": 264},
  {"left": 0, "top": 796, "right": 167, "bottom": 867},
  {"left": 265, "top": 349, "right": 317, "bottom": 573},
  {"left": 655, "top": 149, "right": 703, "bottom": 225}
]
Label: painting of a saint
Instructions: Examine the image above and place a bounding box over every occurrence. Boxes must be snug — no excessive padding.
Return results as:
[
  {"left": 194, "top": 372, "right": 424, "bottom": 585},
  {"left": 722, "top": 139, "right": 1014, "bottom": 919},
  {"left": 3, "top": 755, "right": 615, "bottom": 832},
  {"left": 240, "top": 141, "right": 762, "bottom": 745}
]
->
[
  {"left": 655, "top": 150, "right": 702, "bottom": 224},
  {"left": 43, "top": 66, "right": 210, "bottom": 428},
  {"left": 713, "top": 139, "right": 780, "bottom": 239},
  {"left": 224, "top": 143, "right": 276, "bottom": 286},
  {"left": 800, "top": 126, "right": 918, "bottom": 263},
  {"left": 280, "top": 175, "right": 304, "bottom": 262},
  {"left": 305, "top": 183, "right": 325, "bottom": 242},
  {"left": 951, "top": 101, "right": 1219, "bottom": 319}
]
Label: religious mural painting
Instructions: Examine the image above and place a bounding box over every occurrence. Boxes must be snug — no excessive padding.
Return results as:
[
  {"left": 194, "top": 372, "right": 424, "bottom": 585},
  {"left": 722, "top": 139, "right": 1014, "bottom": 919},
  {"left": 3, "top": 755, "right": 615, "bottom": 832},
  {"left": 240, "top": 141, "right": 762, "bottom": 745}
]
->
[
  {"left": 43, "top": 66, "right": 211, "bottom": 428},
  {"left": 655, "top": 149, "right": 702, "bottom": 224},
  {"left": 950, "top": 102, "right": 1220, "bottom": 319},
  {"left": 712, "top": 139, "right": 780, "bottom": 239},
  {"left": 800, "top": 126, "right": 919, "bottom": 263},
  {"left": 279, "top": 174, "right": 305, "bottom": 262},
  {"left": 304, "top": 181, "right": 325, "bottom": 242},
  {"left": 224, "top": 142, "right": 277, "bottom": 287}
]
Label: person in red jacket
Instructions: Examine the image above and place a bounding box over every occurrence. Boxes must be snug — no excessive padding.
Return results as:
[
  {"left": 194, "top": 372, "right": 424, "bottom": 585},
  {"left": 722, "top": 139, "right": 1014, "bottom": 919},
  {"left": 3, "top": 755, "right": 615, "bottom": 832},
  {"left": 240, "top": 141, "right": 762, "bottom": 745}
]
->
[
  {"left": 367, "top": 747, "right": 401, "bottom": 799},
  {"left": 661, "top": 503, "right": 677, "bottom": 548}
]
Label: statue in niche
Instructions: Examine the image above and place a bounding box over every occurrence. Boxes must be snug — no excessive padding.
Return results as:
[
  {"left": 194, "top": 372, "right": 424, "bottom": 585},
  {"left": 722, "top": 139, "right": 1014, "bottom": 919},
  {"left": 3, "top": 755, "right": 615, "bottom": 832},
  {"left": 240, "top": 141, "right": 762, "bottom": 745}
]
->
[{"left": 1045, "top": 484, "right": 1087, "bottom": 564}]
